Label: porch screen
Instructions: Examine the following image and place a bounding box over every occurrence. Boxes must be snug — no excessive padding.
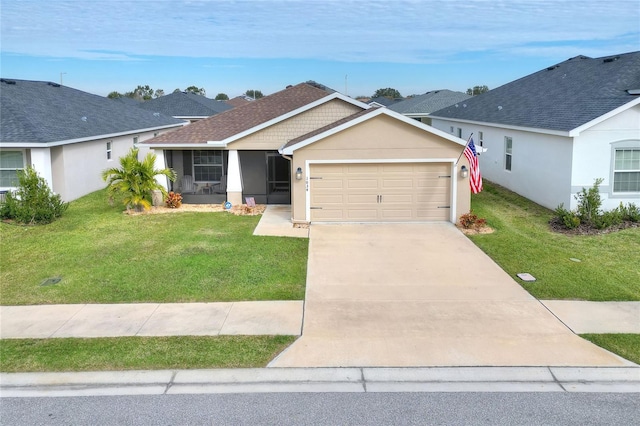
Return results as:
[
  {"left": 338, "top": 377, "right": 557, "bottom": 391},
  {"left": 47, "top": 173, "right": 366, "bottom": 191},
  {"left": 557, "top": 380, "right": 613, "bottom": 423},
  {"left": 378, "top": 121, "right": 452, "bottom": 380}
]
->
[{"left": 193, "top": 150, "right": 223, "bottom": 182}]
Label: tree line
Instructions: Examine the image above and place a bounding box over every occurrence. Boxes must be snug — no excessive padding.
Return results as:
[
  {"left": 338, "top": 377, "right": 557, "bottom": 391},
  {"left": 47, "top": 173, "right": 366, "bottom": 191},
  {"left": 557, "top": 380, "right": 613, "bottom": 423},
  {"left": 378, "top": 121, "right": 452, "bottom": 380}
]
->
[{"left": 107, "top": 85, "right": 264, "bottom": 101}]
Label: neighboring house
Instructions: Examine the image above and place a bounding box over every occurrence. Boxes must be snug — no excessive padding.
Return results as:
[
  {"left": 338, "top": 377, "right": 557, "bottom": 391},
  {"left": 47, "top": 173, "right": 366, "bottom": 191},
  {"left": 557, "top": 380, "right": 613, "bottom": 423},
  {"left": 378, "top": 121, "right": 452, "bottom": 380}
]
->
[
  {"left": 367, "top": 96, "right": 404, "bottom": 108},
  {"left": 430, "top": 51, "right": 640, "bottom": 211},
  {"left": 143, "top": 82, "right": 471, "bottom": 223},
  {"left": 0, "top": 79, "right": 187, "bottom": 201},
  {"left": 135, "top": 91, "right": 233, "bottom": 122},
  {"left": 388, "top": 89, "right": 472, "bottom": 125},
  {"left": 226, "top": 96, "right": 254, "bottom": 108}
]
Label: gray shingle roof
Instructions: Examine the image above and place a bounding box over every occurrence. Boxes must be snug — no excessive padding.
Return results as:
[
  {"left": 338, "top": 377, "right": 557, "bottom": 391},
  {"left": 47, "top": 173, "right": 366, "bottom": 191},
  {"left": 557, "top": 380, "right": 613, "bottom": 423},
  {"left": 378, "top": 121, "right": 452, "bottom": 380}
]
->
[
  {"left": 388, "top": 90, "right": 472, "bottom": 115},
  {"left": 135, "top": 91, "right": 233, "bottom": 117},
  {"left": 430, "top": 51, "right": 640, "bottom": 132},
  {"left": 1, "top": 79, "right": 186, "bottom": 144}
]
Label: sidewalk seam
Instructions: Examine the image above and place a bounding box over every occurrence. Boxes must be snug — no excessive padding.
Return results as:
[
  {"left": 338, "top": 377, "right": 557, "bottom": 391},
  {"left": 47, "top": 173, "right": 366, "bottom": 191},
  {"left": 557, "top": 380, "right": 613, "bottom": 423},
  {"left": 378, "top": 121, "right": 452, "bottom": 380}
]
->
[
  {"left": 49, "top": 304, "right": 86, "bottom": 338},
  {"left": 536, "top": 299, "right": 577, "bottom": 334},
  {"left": 134, "top": 304, "right": 161, "bottom": 336},
  {"left": 218, "top": 303, "right": 234, "bottom": 336}
]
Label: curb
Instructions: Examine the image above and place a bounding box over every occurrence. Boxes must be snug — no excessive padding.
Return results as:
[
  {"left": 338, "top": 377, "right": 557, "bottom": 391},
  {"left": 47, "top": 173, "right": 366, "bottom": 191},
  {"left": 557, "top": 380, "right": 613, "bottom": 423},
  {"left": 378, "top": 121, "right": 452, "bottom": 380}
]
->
[{"left": 1, "top": 367, "right": 639, "bottom": 397}]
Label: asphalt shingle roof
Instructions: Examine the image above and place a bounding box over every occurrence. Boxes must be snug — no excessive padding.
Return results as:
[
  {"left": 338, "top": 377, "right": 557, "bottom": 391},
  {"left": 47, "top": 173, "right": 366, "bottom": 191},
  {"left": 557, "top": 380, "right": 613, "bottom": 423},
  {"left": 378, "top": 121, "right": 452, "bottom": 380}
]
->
[
  {"left": 429, "top": 51, "right": 640, "bottom": 132},
  {"left": 135, "top": 91, "right": 233, "bottom": 117},
  {"left": 146, "top": 82, "right": 333, "bottom": 144},
  {"left": 1, "top": 79, "right": 185, "bottom": 144},
  {"left": 389, "top": 90, "right": 471, "bottom": 115}
]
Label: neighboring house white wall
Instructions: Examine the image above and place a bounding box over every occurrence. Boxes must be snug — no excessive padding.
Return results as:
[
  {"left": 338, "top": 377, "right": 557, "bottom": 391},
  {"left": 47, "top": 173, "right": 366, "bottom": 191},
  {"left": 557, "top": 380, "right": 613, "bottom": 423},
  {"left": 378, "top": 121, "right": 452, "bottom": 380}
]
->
[
  {"left": 572, "top": 105, "right": 640, "bottom": 210},
  {"left": 55, "top": 132, "right": 157, "bottom": 202},
  {"left": 431, "top": 118, "right": 573, "bottom": 210}
]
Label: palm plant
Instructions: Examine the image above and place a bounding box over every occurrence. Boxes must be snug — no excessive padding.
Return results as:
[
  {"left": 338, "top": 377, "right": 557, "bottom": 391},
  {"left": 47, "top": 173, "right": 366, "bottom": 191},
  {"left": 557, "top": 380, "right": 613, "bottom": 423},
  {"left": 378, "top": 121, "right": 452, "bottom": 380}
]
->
[{"left": 102, "top": 148, "right": 176, "bottom": 211}]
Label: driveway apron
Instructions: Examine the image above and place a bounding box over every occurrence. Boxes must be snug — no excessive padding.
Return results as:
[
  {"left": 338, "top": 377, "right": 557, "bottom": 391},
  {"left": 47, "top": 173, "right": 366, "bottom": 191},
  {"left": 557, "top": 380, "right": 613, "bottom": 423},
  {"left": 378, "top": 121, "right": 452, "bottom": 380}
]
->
[{"left": 270, "top": 223, "right": 631, "bottom": 367}]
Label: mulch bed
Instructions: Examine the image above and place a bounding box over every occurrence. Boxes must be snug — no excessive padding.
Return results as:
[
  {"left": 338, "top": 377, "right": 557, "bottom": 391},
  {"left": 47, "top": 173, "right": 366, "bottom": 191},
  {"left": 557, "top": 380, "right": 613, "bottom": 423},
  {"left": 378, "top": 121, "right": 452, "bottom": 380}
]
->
[{"left": 548, "top": 217, "right": 640, "bottom": 235}]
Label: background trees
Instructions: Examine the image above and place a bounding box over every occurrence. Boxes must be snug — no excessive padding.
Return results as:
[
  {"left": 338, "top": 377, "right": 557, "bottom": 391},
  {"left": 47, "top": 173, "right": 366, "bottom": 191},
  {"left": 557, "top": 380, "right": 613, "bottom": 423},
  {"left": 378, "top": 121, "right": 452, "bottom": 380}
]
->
[
  {"left": 215, "top": 93, "right": 229, "bottom": 100},
  {"left": 245, "top": 89, "right": 264, "bottom": 99},
  {"left": 466, "top": 85, "right": 489, "bottom": 96},
  {"left": 372, "top": 88, "right": 402, "bottom": 99}
]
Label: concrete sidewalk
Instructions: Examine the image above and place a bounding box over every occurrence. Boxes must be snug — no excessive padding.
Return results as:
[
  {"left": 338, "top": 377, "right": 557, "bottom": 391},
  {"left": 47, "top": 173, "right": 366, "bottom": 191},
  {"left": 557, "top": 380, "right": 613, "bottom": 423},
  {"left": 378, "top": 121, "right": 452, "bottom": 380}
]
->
[
  {"left": 2, "top": 367, "right": 639, "bottom": 397},
  {"left": 0, "top": 301, "right": 303, "bottom": 339}
]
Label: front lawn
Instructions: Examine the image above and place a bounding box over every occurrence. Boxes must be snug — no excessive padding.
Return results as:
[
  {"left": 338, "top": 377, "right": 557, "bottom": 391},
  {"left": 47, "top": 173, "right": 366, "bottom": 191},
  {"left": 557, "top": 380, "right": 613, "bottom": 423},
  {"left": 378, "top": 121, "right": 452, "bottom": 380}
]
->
[
  {"left": 0, "top": 190, "right": 308, "bottom": 305},
  {"left": 0, "top": 336, "right": 295, "bottom": 372},
  {"left": 468, "top": 182, "right": 640, "bottom": 301},
  {"left": 581, "top": 334, "right": 640, "bottom": 365}
]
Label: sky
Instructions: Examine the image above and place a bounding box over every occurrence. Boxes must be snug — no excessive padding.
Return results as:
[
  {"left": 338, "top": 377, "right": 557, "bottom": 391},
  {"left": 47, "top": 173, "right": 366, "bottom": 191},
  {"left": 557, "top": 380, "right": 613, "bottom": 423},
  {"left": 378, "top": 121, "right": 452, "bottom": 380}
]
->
[{"left": 1, "top": 0, "right": 639, "bottom": 99}]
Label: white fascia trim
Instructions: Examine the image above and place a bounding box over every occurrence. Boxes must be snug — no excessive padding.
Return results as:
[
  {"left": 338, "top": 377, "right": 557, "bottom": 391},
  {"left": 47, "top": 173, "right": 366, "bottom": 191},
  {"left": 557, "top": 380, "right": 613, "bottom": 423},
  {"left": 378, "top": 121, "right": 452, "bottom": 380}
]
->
[
  {"left": 304, "top": 158, "right": 458, "bottom": 223},
  {"left": 569, "top": 98, "right": 640, "bottom": 137},
  {"left": 0, "top": 123, "right": 187, "bottom": 149},
  {"left": 429, "top": 116, "right": 572, "bottom": 137},
  {"left": 281, "top": 108, "right": 465, "bottom": 155},
  {"left": 220, "top": 93, "right": 370, "bottom": 146}
]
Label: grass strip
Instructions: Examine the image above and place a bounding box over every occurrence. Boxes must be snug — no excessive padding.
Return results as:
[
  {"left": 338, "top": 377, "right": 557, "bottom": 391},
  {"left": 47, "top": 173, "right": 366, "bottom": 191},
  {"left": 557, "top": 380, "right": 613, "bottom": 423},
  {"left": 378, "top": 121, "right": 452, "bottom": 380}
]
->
[
  {"left": 0, "top": 336, "right": 296, "bottom": 372},
  {"left": 581, "top": 334, "right": 640, "bottom": 365}
]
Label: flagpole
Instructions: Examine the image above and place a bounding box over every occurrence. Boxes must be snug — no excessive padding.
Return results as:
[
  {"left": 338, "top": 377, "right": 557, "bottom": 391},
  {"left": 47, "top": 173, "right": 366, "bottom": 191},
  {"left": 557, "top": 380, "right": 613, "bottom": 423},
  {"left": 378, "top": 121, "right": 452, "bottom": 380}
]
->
[{"left": 455, "top": 133, "right": 473, "bottom": 165}]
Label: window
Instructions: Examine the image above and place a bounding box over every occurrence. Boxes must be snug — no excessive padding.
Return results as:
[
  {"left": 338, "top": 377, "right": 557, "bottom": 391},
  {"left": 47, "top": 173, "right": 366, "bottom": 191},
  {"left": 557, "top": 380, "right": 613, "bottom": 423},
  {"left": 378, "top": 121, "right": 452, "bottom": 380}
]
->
[
  {"left": 505, "top": 137, "right": 513, "bottom": 171},
  {"left": 193, "top": 150, "right": 223, "bottom": 182},
  {"left": 478, "top": 131, "right": 484, "bottom": 147},
  {"left": 154, "top": 132, "right": 159, "bottom": 137},
  {"left": 613, "top": 149, "right": 640, "bottom": 192},
  {"left": 0, "top": 150, "right": 25, "bottom": 187},
  {"left": 450, "top": 126, "right": 454, "bottom": 133},
  {"left": 456, "top": 128, "right": 462, "bottom": 138},
  {"left": 106, "top": 141, "right": 112, "bottom": 160},
  {"left": 133, "top": 136, "right": 139, "bottom": 146}
]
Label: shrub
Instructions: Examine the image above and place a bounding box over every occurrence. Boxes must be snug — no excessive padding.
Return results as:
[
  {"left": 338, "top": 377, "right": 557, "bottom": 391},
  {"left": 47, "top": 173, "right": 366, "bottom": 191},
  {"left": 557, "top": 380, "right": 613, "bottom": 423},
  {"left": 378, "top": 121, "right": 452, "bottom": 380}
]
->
[
  {"left": 619, "top": 202, "right": 640, "bottom": 222},
  {"left": 554, "top": 204, "right": 580, "bottom": 229},
  {"left": 165, "top": 191, "right": 182, "bottom": 208},
  {"left": 0, "top": 166, "right": 68, "bottom": 224},
  {"left": 102, "top": 148, "right": 176, "bottom": 212},
  {"left": 594, "top": 209, "right": 623, "bottom": 229},
  {"left": 459, "top": 210, "right": 487, "bottom": 230},
  {"left": 575, "top": 178, "right": 603, "bottom": 226}
]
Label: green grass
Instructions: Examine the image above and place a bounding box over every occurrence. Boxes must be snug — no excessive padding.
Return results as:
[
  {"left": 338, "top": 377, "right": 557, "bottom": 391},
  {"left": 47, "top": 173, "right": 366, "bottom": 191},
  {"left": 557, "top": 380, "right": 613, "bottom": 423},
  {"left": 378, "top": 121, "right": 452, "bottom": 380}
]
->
[
  {"left": 467, "top": 182, "right": 640, "bottom": 301},
  {"left": 0, "top": 336, "right": 296, "bottom": 372},
  {"left": 0, "top": 190, "right": 308, "bottom": 305},
  {"left": 581, "top": 334, "right": 640, "bottom": 365}
]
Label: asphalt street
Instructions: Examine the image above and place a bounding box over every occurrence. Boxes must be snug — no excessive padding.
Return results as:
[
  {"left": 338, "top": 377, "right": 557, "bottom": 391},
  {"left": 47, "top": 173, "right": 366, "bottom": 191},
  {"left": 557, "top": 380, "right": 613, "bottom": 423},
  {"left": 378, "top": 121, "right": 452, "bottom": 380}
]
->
[{"left": 2, "top": 392, "right": 639, "bottom": 425}]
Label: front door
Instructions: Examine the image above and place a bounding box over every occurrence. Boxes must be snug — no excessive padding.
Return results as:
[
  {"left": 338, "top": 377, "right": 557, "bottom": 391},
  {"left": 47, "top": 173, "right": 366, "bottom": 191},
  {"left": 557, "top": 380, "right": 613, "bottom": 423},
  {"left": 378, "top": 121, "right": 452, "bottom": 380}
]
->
[{"left": 266, "top": 153, "right": 291, "bottom": 204}]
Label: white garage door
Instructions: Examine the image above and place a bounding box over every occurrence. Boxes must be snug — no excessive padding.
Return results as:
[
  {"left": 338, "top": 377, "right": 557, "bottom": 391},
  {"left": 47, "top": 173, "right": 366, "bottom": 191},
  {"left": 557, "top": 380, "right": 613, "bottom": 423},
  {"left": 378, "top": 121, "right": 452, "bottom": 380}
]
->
[{"left": 309, "top": 163, "right": 452, "bottom": 222}]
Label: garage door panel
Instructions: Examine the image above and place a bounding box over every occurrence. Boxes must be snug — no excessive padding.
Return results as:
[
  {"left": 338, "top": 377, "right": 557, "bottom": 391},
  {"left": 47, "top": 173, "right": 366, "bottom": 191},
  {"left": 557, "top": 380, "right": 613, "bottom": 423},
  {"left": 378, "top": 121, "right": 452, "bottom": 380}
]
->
[
  {"left": 348, "top": 179, "right": 378, "bottom": 189},
  {"left": 382, "top": 178, "right": 414, "bottom": 188},
  {"left": 309, "top": 162, "right": 451, "bottom": 222},
  {"left": 347, "top": 194, "right": 379, "bottom": 204},
  {"left": 312, "top": 194, "right": 344, "bottom": 204}
]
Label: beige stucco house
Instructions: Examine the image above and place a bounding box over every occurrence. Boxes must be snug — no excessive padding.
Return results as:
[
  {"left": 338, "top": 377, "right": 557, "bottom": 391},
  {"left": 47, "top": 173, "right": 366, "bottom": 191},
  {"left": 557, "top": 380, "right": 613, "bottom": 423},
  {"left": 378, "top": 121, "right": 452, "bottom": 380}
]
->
[{"left": 143, "top": 82, "right": 471, "bottom": 224}]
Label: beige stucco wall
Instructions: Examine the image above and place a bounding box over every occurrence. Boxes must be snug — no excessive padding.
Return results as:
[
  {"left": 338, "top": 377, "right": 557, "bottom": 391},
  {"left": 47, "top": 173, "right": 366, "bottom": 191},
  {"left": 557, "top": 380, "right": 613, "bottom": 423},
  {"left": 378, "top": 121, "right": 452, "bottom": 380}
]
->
[
  {"left": 228, "top": 100, "right": 363, "bottom": 150},
  {"left": 290, "top": 114, "right": 471, "bottom": 223}
]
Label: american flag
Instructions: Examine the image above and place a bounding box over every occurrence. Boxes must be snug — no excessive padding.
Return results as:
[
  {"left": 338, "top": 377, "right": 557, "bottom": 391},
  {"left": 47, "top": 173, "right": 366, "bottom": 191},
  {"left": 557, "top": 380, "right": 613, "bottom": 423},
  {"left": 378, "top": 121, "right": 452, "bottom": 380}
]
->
[{"left": 463, "top": 138, "right": 483, "bottom": 194}]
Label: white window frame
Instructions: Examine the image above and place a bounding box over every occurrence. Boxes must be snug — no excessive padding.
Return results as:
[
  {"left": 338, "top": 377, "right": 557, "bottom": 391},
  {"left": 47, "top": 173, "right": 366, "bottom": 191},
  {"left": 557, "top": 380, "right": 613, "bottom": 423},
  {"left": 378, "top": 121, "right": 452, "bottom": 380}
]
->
[
  {"left": 612, "top": 146, "right": 640, "bottom": 194},
  {"left": 0, "top": 150, "right": 26, "bottom": 190},
  {"left": 192, "top": 150, "right": 224, "bottom": 183},
  {"left": 106, "top": 141, "right": 112, "bottom": 160},
  {"left": 505, "top": 136, "right": 513, "bottom": 171}
]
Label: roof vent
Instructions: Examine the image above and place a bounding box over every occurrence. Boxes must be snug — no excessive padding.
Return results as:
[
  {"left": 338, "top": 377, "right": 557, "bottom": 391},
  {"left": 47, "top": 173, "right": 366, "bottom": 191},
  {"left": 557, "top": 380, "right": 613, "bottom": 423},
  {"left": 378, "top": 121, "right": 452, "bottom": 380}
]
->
[
  {"left": 603, "top": 56, "right": 619, "bottom": 63},
  {"left": 547, "top": 65, "right": 559, "bottom": 71},
  {"left": 153, "top": 112, "right": 160, "bottom": 117},
  {"left": 463, "top": 104, "right": 467, "bottom": 108},
  {"left": 1, "top": 79, "right": 16, "bottom": 85},
  {"left": 498, "top": 106, "right": 503, "bottom": 110},
  {"left": 628, "top": 89, "right": 640, "bottom": 95},
  {"left": 47, "top": 82, "right": 60, "bottom": 87},
  {"left": 81, "top": 116, "right": 87, "bottom": 122}
]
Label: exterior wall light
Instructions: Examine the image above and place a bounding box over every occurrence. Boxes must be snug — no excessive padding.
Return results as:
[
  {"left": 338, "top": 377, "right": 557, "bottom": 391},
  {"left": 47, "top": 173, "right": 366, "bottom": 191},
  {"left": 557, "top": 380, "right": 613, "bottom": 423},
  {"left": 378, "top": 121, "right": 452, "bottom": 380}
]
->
[
  {"left": 295, "top": 167, "right": 303, "bottom": 180},
  {"left": 460, "top": 165, "right": 469, "bottom": 178}
]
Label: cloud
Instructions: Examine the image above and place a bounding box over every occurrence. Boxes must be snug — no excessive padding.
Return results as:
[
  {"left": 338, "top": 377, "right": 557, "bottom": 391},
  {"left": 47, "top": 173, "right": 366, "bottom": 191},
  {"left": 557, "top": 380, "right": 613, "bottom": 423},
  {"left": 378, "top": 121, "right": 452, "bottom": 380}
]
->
[{"left": 1, "top": 0, "right": 638, "bottom": 64}]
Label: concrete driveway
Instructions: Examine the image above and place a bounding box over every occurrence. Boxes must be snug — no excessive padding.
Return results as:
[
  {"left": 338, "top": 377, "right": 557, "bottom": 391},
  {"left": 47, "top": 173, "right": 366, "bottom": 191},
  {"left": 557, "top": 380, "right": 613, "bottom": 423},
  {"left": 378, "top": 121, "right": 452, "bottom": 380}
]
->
[{"left": 270, "top": 223, "right": 631, "bottom": 367}]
